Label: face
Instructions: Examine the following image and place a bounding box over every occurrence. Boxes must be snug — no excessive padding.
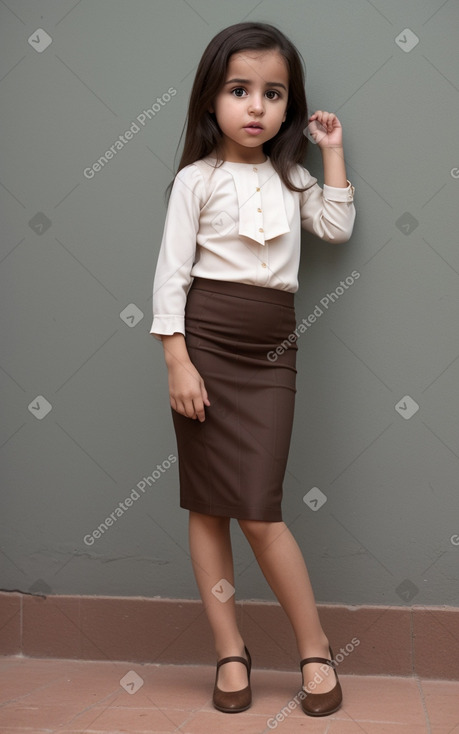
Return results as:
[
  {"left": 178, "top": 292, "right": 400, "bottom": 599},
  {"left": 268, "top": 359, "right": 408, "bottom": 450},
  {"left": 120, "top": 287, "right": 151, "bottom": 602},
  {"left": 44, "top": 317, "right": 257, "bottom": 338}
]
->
[{"left": 210, "top": 48, "right": 289, "bottom": 163}]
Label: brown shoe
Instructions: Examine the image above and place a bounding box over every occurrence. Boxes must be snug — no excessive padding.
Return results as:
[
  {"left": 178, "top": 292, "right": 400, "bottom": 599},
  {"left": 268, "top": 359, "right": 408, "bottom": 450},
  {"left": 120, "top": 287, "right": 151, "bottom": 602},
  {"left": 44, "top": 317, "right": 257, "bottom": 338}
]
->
[
  {"left": 212, "top": 645, "right": 252, "bottom": 713},
  {"left": 300, "top": 646, "right": 342, "bottom": 717}
]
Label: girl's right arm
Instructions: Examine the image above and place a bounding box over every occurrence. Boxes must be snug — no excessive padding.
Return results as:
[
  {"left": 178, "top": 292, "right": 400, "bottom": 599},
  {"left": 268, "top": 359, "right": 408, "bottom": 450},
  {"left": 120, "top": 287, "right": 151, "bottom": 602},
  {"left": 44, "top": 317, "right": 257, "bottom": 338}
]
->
[
  {"left": 151, "top": 164, "right": 209, "bottom": 420},
  {"left": 161, "top": 333, "right": 210, "bottom": 422}
]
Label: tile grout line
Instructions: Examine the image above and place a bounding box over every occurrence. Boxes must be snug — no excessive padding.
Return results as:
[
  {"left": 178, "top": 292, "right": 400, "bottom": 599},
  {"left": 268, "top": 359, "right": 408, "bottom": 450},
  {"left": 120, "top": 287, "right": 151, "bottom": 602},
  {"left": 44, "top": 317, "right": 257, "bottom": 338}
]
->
[
  {"left": 20, "top": 594, "right": 23, "bottom": 657},
  {"left": 416, "top": 675, "right": 433, "bottom": 734},
  {"left": 411, "top": 609, "right": 433, "bottom": 733}
]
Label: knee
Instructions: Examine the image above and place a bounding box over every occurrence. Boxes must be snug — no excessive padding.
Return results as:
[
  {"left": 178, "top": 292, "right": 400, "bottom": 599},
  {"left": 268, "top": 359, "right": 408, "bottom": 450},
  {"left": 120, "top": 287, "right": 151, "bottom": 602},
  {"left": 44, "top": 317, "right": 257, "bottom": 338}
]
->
[
  {"left": 190, "top": 511, "right": 230, "bottom": 532},
  {"left": 238, "top": 518, "right": 283, "bottom": 544}
]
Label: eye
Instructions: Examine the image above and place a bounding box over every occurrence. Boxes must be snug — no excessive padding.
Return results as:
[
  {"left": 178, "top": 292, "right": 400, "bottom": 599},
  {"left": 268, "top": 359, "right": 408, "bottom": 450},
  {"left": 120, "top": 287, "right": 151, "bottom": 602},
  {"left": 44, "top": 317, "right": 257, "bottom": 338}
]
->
[
  {"left": 231, "top": 87, "right": 247, "bottom": 97},
  {"left": 266, "top": 90, "right": 281, "bottom": 100}
]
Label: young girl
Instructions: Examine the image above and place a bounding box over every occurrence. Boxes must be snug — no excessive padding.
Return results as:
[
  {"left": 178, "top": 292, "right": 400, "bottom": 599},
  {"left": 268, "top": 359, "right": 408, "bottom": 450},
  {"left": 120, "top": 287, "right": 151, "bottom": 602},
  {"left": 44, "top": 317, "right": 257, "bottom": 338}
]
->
[{"left": 151, "top": 22, "right": 355, "bottom": 716}]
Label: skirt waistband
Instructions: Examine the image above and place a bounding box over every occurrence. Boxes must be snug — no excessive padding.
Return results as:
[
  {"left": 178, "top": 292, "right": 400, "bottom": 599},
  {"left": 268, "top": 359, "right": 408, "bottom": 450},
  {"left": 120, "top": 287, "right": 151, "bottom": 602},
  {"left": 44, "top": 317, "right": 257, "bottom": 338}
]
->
[{"left": 191, "top": 277, "right": 295, "bottom": 308}]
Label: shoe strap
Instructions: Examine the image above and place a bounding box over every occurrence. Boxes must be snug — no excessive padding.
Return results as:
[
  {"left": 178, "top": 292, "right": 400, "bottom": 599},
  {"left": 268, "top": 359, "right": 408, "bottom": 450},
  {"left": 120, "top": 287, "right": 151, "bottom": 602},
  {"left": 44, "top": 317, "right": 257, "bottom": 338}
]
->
[
  {"left": 300, "top": 645, "right": 336, "bottom": 671},
  {"left": 300, "top": 655, "right": 334, "bottom": 670},
  {"left": 216, "top": 645, "right": 251, "bottom": 673}
]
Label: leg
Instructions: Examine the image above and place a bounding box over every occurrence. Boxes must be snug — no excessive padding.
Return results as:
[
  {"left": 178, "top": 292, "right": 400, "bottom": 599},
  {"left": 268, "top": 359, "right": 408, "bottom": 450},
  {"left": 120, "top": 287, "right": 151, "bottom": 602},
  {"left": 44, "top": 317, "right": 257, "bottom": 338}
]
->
[
  {"left": 188, "top": 511, "right": 249, "bottom": 691},
  {"left": 238, "top": 519, "right": 336, "bottom": 694}
]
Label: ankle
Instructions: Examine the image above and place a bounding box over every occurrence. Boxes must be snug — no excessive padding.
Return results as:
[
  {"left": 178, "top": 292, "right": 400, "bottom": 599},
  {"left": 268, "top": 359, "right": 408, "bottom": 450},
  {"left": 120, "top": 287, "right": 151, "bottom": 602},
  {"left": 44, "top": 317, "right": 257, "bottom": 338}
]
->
[
  {"left": 215, "top": 639, "right": 246, "bottom": 660},
  {"left": 299, "top": 633, "right": 330, "bottom": 660}
]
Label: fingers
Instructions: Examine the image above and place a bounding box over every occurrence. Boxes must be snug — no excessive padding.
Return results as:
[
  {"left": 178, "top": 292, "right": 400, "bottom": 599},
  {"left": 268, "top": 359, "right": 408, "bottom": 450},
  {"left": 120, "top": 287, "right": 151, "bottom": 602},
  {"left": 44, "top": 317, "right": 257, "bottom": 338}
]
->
[
  {"left": 192, "top": 381, "right": 211, "bottom": 423},
  {"left": 171, "top": 396, "right": 203, "bottom": 421},
  {"left": 193, "top": 397, "right": 207, "bottom": 423},
  {"left": 170, "top": 380, "right": 210, "bottom": 422},
  {"left": 200, "top": 382, "right": 211, "bottom": 408},
  {"left": 309, "top": 110, "right": 341, "bottom": 130}
]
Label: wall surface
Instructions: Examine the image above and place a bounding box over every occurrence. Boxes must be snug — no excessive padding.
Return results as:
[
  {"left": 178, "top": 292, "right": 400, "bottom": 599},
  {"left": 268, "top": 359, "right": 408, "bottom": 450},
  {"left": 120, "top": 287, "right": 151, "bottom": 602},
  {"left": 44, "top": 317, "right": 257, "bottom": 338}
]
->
[{"left": 1, "top": 0, "right": 458, "bottom": 607}]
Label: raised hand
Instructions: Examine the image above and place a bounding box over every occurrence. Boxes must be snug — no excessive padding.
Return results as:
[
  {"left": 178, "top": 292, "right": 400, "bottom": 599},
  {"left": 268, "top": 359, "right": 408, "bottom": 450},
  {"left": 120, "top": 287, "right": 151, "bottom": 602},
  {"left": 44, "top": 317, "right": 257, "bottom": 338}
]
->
[{"left": 307, "top": 110, "right": 343, "bottom": 148}]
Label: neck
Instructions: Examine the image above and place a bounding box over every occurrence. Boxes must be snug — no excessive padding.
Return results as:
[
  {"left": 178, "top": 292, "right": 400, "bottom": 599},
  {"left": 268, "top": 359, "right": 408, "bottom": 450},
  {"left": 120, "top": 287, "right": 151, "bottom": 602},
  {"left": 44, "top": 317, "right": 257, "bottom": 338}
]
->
[{"left": 209, "top": 149, "right": 268, "bottom": 164}]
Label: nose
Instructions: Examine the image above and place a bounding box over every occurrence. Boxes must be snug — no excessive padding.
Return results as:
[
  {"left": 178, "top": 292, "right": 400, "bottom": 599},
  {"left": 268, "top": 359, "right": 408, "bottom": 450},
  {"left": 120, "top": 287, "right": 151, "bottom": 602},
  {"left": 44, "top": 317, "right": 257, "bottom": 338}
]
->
[{"left": 248, "top": 93, "right": 264, "bottom": 116}]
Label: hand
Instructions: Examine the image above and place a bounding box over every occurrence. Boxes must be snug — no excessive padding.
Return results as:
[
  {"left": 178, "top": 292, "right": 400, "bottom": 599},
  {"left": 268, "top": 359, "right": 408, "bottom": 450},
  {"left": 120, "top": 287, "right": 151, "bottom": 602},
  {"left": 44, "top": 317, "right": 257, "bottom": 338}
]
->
[
  {"left": 308, "top": 110, "right": 343, "bottom": 148},
  {"left": 168, "top": 359, "right": 210, "bottom": 422}
]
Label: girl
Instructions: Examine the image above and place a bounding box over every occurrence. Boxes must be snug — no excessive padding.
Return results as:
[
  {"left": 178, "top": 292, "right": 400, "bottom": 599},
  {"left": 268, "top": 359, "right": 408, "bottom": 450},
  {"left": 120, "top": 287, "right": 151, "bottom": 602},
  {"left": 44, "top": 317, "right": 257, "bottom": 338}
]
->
[{"left": 151, "top": 22, "right": 355, "bottom": 716}]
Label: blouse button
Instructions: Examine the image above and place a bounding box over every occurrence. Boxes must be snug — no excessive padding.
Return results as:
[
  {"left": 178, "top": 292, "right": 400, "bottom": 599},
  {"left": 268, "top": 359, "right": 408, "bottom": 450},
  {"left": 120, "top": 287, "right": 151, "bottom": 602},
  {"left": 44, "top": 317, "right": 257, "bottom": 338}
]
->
[
  {"left": 261, "top": 262, "right": 267, "bottom": 268},
  {"left": 253, "top": 166, "right": 258, "bottom": 172},
  {"left": 259, "top": 227, "right": 264, "bottom": 233},
  {"left": 257, "top": 207, "right": 262, "bottom": 213},
  {"left": 256, "top": 187, "right": 260, "bottom": 192}
]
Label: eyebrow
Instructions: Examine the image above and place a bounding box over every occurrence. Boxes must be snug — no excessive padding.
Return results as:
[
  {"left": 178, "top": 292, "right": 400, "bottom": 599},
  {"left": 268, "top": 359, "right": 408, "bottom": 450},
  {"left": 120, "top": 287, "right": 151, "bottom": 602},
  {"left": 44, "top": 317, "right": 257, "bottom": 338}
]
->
[{"left": 224, "top": 77, "right": 287, "bottom": 91}]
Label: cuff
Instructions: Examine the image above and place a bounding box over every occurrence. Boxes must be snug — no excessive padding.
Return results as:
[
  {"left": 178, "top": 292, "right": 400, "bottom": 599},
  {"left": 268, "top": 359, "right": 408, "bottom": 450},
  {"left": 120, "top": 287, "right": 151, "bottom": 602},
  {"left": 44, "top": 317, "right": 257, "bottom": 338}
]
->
[
  {"left": 323, "top": 179, "right": 355, "bottom": 202},
  {"left": 150, "top": 315, "right": 185, "bottom": 340}
]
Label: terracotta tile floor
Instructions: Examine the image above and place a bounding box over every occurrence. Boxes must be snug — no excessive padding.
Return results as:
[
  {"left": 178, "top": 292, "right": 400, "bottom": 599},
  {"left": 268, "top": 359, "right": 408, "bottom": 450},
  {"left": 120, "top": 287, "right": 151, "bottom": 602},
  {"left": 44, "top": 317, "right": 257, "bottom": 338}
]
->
[{"left": 0, "top": 655, "right": 458, "bottom": 733}]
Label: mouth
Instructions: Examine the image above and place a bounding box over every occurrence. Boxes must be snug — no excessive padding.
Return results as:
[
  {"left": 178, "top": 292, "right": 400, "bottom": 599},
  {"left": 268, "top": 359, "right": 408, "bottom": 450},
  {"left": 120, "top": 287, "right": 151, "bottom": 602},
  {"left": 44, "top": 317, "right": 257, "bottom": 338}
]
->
[{"left": 244, "top": 123, "right": 264, "bottom": 135}]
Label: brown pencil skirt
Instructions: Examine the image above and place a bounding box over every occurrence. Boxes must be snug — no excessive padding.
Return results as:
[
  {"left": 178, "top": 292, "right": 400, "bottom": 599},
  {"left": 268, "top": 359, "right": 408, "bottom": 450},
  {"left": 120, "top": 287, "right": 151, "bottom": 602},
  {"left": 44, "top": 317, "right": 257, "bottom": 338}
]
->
[{"left": 172, "top": 277, "right": 298, "bottom": 522}]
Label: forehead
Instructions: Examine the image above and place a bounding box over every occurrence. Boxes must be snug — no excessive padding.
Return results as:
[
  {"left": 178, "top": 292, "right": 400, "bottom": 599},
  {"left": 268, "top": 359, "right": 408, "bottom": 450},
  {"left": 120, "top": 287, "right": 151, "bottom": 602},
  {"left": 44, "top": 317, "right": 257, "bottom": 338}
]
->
[{"left": 226, "top": 49, "right": 288, "bottom": 82}]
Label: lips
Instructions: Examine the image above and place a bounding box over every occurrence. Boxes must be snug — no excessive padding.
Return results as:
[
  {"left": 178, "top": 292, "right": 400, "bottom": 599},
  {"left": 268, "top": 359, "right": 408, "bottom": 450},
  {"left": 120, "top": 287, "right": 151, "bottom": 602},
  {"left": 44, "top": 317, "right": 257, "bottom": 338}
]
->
[{"left": 243, "top": 122, "right": 264, "bottom": 136}]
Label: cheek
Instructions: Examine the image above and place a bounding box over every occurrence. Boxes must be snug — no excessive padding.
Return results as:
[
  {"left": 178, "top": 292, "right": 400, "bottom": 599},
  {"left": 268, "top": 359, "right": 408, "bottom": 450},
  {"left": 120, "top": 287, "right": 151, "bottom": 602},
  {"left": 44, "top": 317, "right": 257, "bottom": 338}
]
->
[
  {"left": 216, "top": 99, "right": 238, "bottom": 125},
  {"left": 215, "top": 97, "right": 230, "bottom": 119}
]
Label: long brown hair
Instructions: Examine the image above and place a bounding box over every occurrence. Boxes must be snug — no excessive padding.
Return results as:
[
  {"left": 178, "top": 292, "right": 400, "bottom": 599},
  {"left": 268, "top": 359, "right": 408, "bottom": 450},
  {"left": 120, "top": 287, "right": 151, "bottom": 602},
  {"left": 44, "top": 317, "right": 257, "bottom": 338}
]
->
[{"left": 167, "top": 22, "right": 310, "bottom": 199}]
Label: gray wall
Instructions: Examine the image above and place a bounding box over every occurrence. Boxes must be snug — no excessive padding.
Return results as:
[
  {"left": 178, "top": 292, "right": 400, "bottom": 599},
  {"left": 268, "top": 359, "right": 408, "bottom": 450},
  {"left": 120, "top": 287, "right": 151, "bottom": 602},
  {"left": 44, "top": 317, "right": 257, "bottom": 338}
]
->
[{"left": 1, "top": 0, "right": 458, "bottom": 607}]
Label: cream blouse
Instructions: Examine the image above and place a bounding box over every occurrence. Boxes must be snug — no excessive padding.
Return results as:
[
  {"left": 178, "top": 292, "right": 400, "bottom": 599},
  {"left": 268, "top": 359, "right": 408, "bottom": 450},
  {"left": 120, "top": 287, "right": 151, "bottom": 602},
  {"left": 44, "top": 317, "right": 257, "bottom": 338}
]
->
[{"left": 151, "top": 155, "right": 355, "bottom": 337}]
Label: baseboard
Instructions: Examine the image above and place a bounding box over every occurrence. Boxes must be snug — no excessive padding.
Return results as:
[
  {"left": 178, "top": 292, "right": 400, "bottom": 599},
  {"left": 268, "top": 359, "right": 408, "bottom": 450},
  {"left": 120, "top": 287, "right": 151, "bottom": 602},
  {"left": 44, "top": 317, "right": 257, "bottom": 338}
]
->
[{"left": 0, "top": 592, "right": 457, "bottom": 679}]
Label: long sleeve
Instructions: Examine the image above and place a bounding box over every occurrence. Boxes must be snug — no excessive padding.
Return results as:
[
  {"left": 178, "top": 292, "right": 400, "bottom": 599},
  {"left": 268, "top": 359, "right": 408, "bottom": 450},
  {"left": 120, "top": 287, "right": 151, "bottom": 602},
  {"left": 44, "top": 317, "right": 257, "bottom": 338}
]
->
[
  {"left": 151, "top": 165, "right": 205, "bottom": 338},
  {"left": 298, "top": 169, "right": 356, "bottom": 243}
]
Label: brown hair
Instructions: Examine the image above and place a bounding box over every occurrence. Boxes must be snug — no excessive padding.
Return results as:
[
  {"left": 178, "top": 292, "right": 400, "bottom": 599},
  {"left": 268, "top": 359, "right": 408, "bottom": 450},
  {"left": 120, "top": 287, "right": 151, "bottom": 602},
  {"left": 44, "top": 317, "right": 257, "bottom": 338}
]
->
[{"left": 167, "top": 22, "right": 310, "bottom": 198}]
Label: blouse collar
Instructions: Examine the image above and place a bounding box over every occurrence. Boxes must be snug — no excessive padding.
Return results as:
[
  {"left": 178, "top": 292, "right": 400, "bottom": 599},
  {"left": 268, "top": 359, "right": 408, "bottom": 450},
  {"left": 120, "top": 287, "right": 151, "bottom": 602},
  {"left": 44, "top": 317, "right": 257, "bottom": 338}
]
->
[{"left": 201, "top": 156, "right": 290, "bottom": 246}]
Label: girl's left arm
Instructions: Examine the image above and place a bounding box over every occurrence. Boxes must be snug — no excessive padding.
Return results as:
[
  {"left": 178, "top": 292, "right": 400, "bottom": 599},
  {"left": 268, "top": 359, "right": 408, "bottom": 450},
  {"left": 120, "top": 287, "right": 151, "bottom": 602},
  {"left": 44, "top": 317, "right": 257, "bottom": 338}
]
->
[
  {"left": 308, "top": 110, "right": 348, "bottom": 188},
  {"left": 299, "top": 110, "right": 355, "bottom": 243}
]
